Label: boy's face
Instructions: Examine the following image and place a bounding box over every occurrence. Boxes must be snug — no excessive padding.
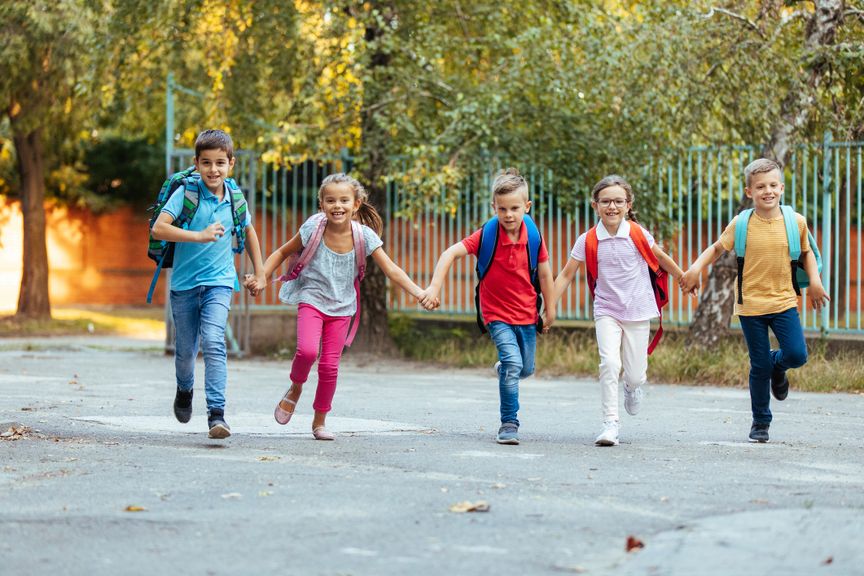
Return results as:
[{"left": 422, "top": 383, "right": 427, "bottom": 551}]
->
[
  {"left": 492, "top": 190, "right": 531, "bottom": 235},
  {"left": 591, "top": 185, "right": 631, "bottom": 230},
  {"left": 194, "top": 148, "right": 235, "bottom": 194},
  {"left": 745, "top": 169, "right": 784, "bottom": 213}
]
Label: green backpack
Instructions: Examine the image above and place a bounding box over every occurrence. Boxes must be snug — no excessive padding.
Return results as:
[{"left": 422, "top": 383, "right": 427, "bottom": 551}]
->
[
  {"left": 146, "top": 168, "right": 248, "bottom": 303},
  {"left": 733, "top": 205, "right": 822, "bottom": 304}
]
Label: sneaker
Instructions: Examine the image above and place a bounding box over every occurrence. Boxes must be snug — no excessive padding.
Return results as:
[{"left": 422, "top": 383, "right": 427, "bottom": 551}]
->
[
  {"left": 173, "top": 388, "right": 193, "bottom": 423},
  {"left": 595, "top": 420, "right": 619, "bottom": 446},
  {"left": 748, "top": 422, "right": 770, "bottom": 443},
  {"left": 624, "top": 385, "right": 643, "bottom": 416},
  {"left": 207, "top": 409, "right": 231, "bottom": 439},
  {"left": 496, "top": 422, "right": 519, "bottom": 445},
  {"left": 771, "top": 369, "right": 789, "bottom": 401},
  {"left": 493, "top": 361, "right": 501, "bottom": 376}
]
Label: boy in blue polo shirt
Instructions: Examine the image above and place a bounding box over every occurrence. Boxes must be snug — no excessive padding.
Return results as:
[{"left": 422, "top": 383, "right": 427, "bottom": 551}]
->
[{"left": 151, "top": 129, "right": 265, "bottom": 438}]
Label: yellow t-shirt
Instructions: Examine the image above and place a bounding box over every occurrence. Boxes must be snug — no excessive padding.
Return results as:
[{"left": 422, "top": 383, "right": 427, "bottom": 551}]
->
[{"left": 718, "top": 211, "right": 810, "bottom": 317}]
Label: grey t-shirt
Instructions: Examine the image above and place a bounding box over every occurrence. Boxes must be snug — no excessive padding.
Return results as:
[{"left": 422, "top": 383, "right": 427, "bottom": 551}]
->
[{"left": 278, "top": 216, "right": 383, "bottom": 316}]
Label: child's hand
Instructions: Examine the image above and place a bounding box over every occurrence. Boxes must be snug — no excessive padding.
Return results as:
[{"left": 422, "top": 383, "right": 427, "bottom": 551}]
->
[
  {"left": 418, "top": 287, "right": 440, "bottom": 310},
  {"left": 198, "top": 222, "right": 226, "bottom": 243},
  {"left": 807, "top": 283, "right": 830, "bottom": 311},
  {"left": 679, "top": 269, "right": 700, "bottom": 294},
  {"left": 542, "top": 310, "right": 555, "bottom": 333},
  {"left": 243, "top": 274, "right": 264, "bottom": 297}
]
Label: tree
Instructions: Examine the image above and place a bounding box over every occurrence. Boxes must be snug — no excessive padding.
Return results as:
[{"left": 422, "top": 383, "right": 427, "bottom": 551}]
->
[{"left": 0, "top": 1, "right": 100, "bottom": 318}]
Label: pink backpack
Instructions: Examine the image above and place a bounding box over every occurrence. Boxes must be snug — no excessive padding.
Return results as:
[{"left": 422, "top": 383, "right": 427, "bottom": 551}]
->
[{"left": 278, "top": 213, "right": 367, "bottom": 346}]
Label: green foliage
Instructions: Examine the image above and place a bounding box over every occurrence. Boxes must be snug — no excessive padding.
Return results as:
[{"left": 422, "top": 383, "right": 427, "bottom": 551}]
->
[{"left": 83, "top": 137, "right": 163, "bottom": 210}]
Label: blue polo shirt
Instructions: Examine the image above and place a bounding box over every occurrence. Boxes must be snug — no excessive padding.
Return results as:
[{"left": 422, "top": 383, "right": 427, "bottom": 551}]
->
[{"left": 162, "top": 179, "right": 252, "bottom": 292}]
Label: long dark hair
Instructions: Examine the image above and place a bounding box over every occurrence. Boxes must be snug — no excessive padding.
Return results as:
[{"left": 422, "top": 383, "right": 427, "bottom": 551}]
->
[{"left": 590, "top": 174, "right": 638, "bottom": 223}]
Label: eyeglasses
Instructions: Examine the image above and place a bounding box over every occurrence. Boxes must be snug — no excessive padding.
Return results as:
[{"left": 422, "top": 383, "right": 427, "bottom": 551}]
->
[{"left": 597, "top": 198, "right": 628, "bottom": 207}]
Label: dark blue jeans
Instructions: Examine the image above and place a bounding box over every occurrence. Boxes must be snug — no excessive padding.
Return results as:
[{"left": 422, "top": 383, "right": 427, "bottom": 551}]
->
[
  {"left": 487, "top": 322, "right": 537, "bottom": 426},
  {"left": 739, "top": 307, "right": 808, "bottom": 425}
]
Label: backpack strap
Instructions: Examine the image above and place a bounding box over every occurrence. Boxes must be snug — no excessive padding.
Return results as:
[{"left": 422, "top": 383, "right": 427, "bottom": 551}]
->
[
  {"left": 343, "top": 221, "right": 367, "bottom": 347},
  {"left": 733, "top": 209, "right": 753, "bottom": 305},
  {"left": 522, "top": 214, "right": 544, "bottom": 332},
  {"left": 584, "top": 226, "right": 599, "bottom": 299},
  {"left": 226, "top": 178, "right": 248, "bottom": 255},
  {"left": 278, "top": 213, "right": 327, "bottom": 282},
  {"left": 629, "top": 224, "right": 667, "bottom": 355},
  {"left": 780, "top": 205, "right": 802, "bottom": 295},
  {"left": 474, "top": 217, "right": 500, "bottom": 334}
]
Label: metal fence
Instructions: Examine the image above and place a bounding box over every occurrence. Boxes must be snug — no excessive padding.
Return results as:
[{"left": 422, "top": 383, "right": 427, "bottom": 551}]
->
[{"left": 166, "top": 135, "right": 864, "bottom": 353}]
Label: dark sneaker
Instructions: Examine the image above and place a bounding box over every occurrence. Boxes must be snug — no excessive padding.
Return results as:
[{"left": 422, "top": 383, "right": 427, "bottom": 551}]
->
[
  {"left": 173, "top": 388, "right": 193, "bottom": 423},
  {"left": 207, "top": 409, "right": 231, "bottom": 439},
  {"left": 496, "top": 422, "right": 519, "bottom": 445},
  {"left": 771, "top": 369, "right": 789, "bottom": 401},
  {"left": 748, "top": 422, "right": 770, "bottom": 443}
]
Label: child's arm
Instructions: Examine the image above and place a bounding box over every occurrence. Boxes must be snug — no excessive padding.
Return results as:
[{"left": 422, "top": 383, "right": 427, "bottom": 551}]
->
[
  {"left": 802, "top": 249, "right": 830, "bottom": 310},
  {"left": 370, "top": 247, "right": 426, "bottom": 301},
  {"left": 551, "top": 258, "right": 583, "bottom": 310},
  {"left": 243, "top": 224, "right": 267, "bottom": 294},
  {"left": 652, "top": 243, "right": 696, "bottom": 296},
  {"left": 245, "top": 232, "right": 304, "bottom": 294},
  {"left": 423, "top": 242, "right": 469, "bottom": 306},
  {"left": 679, "top": 241, "right": 726, "bottom": 293},
  {"left": 151, "top": 211, "right": 225, "bottom": 243},
  {"left": 537, "top": 260, "right": 555, "bottom": 332}
]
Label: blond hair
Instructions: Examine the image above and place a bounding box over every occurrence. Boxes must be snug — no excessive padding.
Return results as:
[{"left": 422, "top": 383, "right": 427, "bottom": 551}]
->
[
  {"left": 744, "top": 158, "right": 782, "bottom": 187},
  {"left": 492, "top": 167, "right": 529, "bottom": 198}
]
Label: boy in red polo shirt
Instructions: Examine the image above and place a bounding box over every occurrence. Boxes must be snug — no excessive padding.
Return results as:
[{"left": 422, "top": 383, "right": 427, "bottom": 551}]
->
[{"left": 422, "top": 168, "right": 555, "bottom": 444}]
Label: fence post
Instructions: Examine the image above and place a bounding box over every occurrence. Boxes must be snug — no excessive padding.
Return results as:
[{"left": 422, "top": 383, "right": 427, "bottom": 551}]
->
[
  {"left": 821, "top": 130, "right": 832, "bottom": 333},
  {"left": 165, "top": 73, "right": 174, "bottom": 177}
]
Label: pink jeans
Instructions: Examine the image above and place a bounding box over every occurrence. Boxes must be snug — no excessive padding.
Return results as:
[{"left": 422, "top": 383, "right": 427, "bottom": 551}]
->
[{"left": 290, "top": 303, "right": 351, "bottom": 413}]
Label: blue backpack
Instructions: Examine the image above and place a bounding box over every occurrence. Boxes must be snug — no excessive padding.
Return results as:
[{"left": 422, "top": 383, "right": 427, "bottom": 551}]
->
[
  {"left": 475, "top": 214, "right": 543, "bottom": 333},
  {"left": 146, "top": 167, "right": 248, "bottom": 303},
  {"left": 733, "top": 205, "right": 822, "bottom": 305}
]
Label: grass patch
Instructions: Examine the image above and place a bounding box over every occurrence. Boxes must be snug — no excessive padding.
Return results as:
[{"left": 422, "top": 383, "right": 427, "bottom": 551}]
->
[
  {"left": 390, "top": 315, "right": 864, "bottom": 394},
  {"left": 0, "top": 307, "right": 164, "bottom": 338}
]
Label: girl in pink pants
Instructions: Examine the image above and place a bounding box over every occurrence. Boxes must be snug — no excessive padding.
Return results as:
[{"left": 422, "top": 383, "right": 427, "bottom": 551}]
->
[{"left": 245, "top": 174, "right": 435, "bottom": 440}]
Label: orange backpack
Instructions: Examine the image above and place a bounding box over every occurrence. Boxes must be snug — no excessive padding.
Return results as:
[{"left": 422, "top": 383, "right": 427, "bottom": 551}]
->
[{"left": 584, "top": 224, "right": 668, "bottom": 354}]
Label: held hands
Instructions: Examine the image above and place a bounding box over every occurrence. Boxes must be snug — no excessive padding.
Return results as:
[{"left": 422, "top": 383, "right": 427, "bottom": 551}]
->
[
  {"left": 417, "top": 287, "right": 440, "bottom": 311},
  {"left": 198, "top": 222, "right": 226, "bottom": 243},
  {"left": 541, "top": 309, "right": 555, "bottom": 334},
  {"left": 679, "top": 268, "right": 701, "bottom": 296},
  {"left": 243, "top": 274, "right": 267, "bottom": 298}
]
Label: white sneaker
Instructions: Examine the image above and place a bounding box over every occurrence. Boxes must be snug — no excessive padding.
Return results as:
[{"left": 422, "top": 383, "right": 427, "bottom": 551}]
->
[
  {"left": 493, "top": 361, "right": 501, "bottom": 376},
  {"left": 624, "top": 385, "right": 643, "bottom": 416},
  {"left": 595, "top": 420, "right": 619, "bottom": 446}
]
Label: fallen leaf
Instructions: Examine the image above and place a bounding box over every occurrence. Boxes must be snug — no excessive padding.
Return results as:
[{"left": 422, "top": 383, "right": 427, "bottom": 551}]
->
[
  {"left": 823, "top": 556, "right": 833, "bottom": 565},
  {"left": 258, "top": 491, "right": 273, "bottom": 497},
  {"left": 626, "top": 535, "right": 645, "bottom": 552},
  {"left": 256, "top": 455, "right": 280, "bottom": 462},
  {"left": 449, "top": 500, "right": 490, "bottom": 513},
  {"left": 124, "top": 505, "right": 146, "bottom": 512}
]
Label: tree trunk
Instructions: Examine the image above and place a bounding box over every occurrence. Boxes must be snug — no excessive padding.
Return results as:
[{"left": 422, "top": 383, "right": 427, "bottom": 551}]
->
[
  {"left": 13, "top": 127, "right": 51, "bottom": 319},
  {"left": 355, "top": 3, "right": 397, "bottom": 354},
  {"left": 688, "top": 0, "right": 844, "bottom": 347}
]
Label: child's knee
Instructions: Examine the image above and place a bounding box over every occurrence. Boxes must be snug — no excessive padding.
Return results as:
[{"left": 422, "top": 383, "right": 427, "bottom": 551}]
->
[
  {"left": 294, "top": 344, "right": 318, "bottom": 365},
  {"left": 519, "top": 365, "right": 534, "bottom": 379},
  {"left": 599, "top": 358, "right": 622, "bottom": 376},
  {"left": 500, "top": 359, "right": 524, "bottom": 379},
  {"left": 785, "top": 348, "right": 808, "bottom": 369}
]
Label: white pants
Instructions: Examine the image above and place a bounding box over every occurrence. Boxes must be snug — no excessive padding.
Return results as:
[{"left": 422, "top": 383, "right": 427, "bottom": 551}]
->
[{"left": 595, "top": 316, "right": 651, "bottom": 422}]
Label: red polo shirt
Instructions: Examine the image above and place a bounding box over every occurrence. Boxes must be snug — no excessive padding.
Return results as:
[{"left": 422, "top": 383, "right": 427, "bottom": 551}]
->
[{"left": 462, "top": 222, "right": 548, "bottom": 326}]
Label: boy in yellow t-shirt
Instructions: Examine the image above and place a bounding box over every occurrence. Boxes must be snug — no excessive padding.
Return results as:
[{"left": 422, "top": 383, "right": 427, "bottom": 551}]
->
[{"left": 681, "top": 158, "right": 829, "bottom": 443}]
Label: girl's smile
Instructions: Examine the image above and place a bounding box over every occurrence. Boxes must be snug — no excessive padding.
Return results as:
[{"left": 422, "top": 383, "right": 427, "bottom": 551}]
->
[{"left": 593, "top": 185, "right": 631, "bottom": 232}]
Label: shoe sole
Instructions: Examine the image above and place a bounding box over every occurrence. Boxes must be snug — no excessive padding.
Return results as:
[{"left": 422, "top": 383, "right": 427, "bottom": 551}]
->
[
  {"left": 496, "top": 438, "right": 520, "bottom": 445},
  {"left": 595, "top": 439, "right": 619, "bottom": 446},
  {"left": 208, "top": 424, "right": 231, "bottom": 439},
  {"left": 748, "top": 438, "right": 770, "bottom": 443},
  {"left": 174, "top": 410, "right": 192, "bottom": 424}
]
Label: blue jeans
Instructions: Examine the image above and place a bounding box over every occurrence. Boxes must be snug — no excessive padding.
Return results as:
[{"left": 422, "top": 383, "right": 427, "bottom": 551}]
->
[
  {"left": 487, "top": 322, "right": 537, "bottom": 426},
  {"left": 170, "top": 286, "right": 233, "bottom": 413},
  {"left": 739, "top": 307, "right": 808, "bottom": 425}
]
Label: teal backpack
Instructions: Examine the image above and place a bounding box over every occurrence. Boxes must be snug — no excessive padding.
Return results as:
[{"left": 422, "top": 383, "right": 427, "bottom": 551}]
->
[
  {"left": 733, "top": 205, "right": 822, "bottom": 305},
  {"left": 146, "top": 167, "right": 248, "bottom": 303}
]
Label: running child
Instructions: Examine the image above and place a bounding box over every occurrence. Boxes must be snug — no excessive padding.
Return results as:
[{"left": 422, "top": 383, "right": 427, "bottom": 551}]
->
[
  {"left": 244, "top": 173, "right": 433, "bottom": 440},
  {"left": 421, "top": 168, "right": 555, "bottom": 445},
  {"left": 680, "top": 158, "right": 828, "bottom": 443},
  {"left": 550, "top": 175, "right": 687, "bottom": 446}
]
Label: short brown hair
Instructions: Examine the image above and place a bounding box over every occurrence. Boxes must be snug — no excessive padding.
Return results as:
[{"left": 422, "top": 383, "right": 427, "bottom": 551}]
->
[
  {"left": 194, "top": 129, "right": 234, "bottom": 160},
  {"left": 744, "top": 158, "right": 782, "bottom": 187},
  {"left": 492, "top": 167, "right": 529, "bottom": 198}
]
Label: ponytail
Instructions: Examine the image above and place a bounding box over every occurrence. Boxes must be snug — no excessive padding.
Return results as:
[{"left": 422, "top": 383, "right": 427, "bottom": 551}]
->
[
  {"left": 627, "top": 208, "right": 639, "bottom": 223},
  {"left": 356, "top": 201, "right": 383, "bottom": 236}
]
